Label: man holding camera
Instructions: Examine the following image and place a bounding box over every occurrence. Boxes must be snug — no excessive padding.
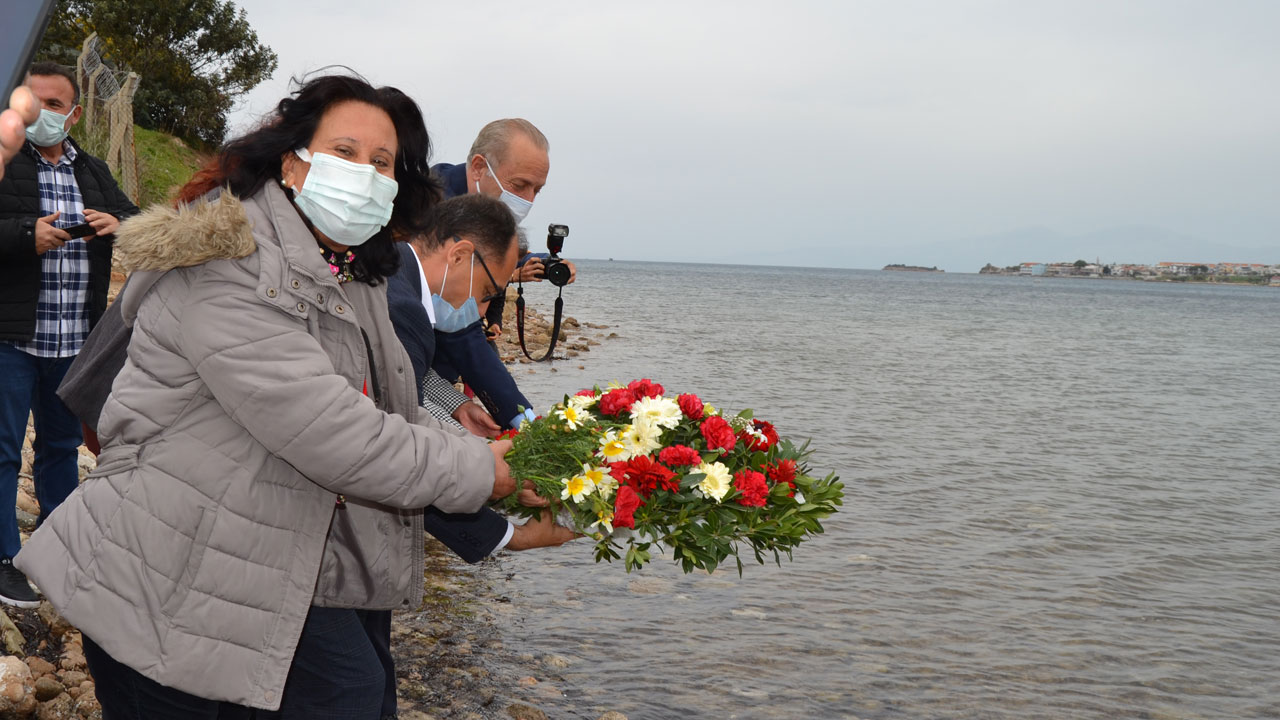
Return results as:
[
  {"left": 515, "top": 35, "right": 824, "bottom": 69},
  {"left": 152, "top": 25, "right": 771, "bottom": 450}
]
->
[
  {"left": 0, "top": 62, "right": 138, "bottom": 607},
  {"left": 432, "top": 117, "right": 576, "bottom": 342},
  {"left": 426, "top": 118, "right": 576, "bottom": 430}
]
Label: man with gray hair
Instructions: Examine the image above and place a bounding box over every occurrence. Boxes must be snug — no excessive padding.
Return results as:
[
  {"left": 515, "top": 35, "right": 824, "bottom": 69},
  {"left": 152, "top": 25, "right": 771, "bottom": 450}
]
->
[
  {"left": 434, "top": 118, "right": 575, "bottom": 298},
  {"left": 429, "top": 119, "right": 575, "bottom": 430}
]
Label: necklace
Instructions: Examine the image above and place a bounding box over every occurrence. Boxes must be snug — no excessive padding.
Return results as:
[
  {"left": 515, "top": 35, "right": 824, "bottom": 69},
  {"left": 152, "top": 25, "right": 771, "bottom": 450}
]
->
[{"left": 320, "top": 246, "right": 356, "bottom": 284}]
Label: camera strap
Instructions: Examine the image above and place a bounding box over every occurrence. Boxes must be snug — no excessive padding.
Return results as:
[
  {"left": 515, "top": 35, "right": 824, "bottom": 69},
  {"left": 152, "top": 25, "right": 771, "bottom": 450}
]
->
[{"left": 515, "top": 282, "right": 565, "bottom": 362}]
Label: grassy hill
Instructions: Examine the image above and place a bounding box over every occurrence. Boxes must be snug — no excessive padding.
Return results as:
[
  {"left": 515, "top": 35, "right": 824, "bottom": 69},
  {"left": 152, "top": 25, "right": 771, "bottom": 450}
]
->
[
  {"left": 78, "top": 123, "right": 208, "bottom": 209},
  {"left": 133, "top": 125, "right": 209, "bottom": 207}
]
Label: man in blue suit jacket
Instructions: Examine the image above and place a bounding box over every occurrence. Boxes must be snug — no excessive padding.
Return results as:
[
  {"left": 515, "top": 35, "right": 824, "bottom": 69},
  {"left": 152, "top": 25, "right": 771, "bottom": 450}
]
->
[{"left": 380, "top": 193, "right": 573, "bottom": 719}]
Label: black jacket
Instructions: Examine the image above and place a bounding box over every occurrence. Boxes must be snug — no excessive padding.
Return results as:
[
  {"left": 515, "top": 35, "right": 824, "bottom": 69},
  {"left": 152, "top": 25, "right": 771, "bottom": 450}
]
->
[{"left": 0, "top": 138, "right": 140, "bottom": 341}]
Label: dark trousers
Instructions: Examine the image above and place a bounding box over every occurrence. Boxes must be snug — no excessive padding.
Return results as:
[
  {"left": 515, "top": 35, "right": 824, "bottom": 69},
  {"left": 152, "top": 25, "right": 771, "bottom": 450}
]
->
[
  {"left": 84, "top": 607, "right": 385, "bottom": 720},
  {"left": 0, "top": 344, "right": 81, "bottom": 558},
  {"left": 355, "top": 609, "right": 398, "bottom": 717}
]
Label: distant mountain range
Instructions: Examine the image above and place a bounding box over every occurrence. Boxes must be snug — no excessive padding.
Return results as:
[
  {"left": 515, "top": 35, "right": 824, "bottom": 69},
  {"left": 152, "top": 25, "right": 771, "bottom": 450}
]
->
[{"left": 738, "top": 225, "right": 1278, "bottom": 273}]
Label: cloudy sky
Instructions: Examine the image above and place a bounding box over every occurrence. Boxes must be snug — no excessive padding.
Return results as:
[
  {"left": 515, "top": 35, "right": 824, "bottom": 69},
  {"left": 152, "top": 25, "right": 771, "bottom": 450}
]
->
[{"left": 226, "top": 0, "right": 1279, "bottom": 271}]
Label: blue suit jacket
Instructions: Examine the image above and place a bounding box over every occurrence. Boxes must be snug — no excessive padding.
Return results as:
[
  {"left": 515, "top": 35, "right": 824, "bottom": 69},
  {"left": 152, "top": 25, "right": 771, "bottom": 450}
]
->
[{"left": 388, "top": 242, "right": 509, "bottom": 562}]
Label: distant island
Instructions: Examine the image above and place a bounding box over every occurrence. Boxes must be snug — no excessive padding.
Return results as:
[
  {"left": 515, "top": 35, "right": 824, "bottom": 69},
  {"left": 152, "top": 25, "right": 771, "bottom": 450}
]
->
[
  {"left": 979, "top": 260, "right": 1279, "bottom": 285},
  {"left": 883, "top": 264, "right": 943, "bottom": 273}
]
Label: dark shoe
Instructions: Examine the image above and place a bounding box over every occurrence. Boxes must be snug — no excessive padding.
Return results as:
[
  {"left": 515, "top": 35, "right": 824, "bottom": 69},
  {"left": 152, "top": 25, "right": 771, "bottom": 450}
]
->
[{"left": 0, "top": 556, "right": 39, "bottom": 608}]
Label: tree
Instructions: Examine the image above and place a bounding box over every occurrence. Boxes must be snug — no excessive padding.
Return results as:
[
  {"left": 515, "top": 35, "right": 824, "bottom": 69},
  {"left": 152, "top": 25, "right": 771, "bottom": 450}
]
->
[
  {"left": 1073, "top": 259, "right": 1088, "bottom": 269},
  {"left": 39, "top": 0, "right": 277, "bottom": 147}
]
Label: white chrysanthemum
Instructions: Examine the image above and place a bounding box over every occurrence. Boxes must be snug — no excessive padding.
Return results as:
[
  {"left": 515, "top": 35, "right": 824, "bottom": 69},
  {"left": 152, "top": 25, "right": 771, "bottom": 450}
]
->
[
  {"left": 568, "top": 393, "right": 598, "bottom": 411},
  {"left": 588, "top": 465, "right": 618, "bottom": 499},
  {"left": 692, "top": 461, "right": 732, "bottom": 502},
  {"left": 555, "top": 404, "right": 592, "bottom": 430},
  {"left": 598, "top": 430, "right": 631, "bottom": 462},
  {"left": 630, "top": 395, "right": 682, "bottom": 430},
  {"left": 622, "top": 423, "right": 662, "bottom": 458},
  {"left": 560, "top": 473, "right": 594, "bottom": 503}
]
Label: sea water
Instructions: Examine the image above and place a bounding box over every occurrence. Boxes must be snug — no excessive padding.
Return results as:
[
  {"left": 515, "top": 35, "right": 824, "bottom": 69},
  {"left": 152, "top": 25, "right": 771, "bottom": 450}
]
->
[{"left": 484, "top": 261, "right": 1280, "bottom": 719}]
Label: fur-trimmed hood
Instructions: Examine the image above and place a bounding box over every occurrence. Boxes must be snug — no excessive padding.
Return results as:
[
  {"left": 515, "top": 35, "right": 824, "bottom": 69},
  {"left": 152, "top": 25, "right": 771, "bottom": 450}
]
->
[
  {"left": 114, "top": 192, "right": 256, "bottom": 274},
  {"left": 113, "top": 192, "right": 257, "bottom": 324}
]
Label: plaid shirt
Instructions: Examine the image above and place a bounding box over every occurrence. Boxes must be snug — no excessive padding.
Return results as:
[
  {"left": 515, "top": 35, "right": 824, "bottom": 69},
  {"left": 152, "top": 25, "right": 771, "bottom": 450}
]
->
[{"left": 7, "top": 141, "right": 89, "bottom": 358}]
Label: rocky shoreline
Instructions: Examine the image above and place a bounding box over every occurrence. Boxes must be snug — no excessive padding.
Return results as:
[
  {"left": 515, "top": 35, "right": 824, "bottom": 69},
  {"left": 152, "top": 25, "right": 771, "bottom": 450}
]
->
[{"left": 1, "top": 282, "right": 622, "bottom": 719}]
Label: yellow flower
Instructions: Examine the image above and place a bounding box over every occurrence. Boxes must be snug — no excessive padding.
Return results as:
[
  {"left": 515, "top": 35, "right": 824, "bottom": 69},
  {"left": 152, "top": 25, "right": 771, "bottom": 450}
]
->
[
  {"left": 555, "top": 404, "right": 592, "bottom": 431},
  {"left": 598, "top": 430, "right": 631, "bottom": 462},
  {"left": 561, "top": 473, "right": 593, "bottom": 502},
  {"left": 693, "top": 461, "right": 732, "bottom": 502},
  {"left": 587, "top": 464, "right": 617, "bottom": 499},
  {"left": 590, "top": 509, "right": 614, "bottom": 536}
]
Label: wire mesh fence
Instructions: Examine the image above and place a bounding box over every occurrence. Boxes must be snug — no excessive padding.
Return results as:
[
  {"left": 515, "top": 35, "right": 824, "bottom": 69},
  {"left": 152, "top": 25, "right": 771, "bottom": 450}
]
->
[{"left": 75, "top": 34, "right": 140, "bottom": 204}]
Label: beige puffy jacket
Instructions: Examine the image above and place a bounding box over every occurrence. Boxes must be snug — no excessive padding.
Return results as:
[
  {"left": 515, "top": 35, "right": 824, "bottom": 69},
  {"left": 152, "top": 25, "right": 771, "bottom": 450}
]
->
[{"left": 16, "top": 185, "right": 495, "bottom": 710}]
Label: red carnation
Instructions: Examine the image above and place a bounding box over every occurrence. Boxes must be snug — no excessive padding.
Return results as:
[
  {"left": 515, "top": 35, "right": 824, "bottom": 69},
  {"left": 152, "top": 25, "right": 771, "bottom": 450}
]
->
[
  {"left": 658, "top": 444, "right": 701, "bottom": 467},
  {"left": 700, "top": 416, "right": 737, "bottom": 453},
  {"left": 612, "top": 485, "right": 643, "bottom": 529},
  {"left": 611, "top": 455, "right": 678, "bottom": 496},
  {"left": 740, "top": 419, "right": 780, "bottom": 452},
  {"left": 766, "top": 459, "right": 797, "bottom": 496},
  {"left": 734, "top": 469, "right": 770, "bottom": 507},
  {"left": 677, "top": 393, "right": 704, "bottom": 420},
  {"left": 495, "top": 428, "right": 520, "bottom": 442},
  {"left": 627, "top": 378, "right": 665, "bottom": 399},
  {"left": 574, "top": 389, "right": 597, "bottom": 398},
  {"left": 599, "top": 388, "right": 637, "bottom": 416}
]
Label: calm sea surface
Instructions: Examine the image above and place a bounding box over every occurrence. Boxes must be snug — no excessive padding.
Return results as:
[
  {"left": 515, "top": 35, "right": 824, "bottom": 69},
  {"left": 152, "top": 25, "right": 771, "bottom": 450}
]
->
[{"left": 482, "top": 261, "right": 1280, "bottom": 719}]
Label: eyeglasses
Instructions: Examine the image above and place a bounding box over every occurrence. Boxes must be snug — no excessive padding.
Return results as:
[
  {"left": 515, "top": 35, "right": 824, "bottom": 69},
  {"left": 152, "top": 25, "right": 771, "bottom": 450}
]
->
[{"left": 453, "top": 235, "right": 505, "bottom": 304}]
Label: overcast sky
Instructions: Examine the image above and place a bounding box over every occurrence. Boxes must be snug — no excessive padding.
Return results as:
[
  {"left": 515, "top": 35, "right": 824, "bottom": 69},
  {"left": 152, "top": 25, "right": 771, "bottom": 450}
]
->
[{"left": 226, "top": 0, "right": 1279, "bottom": 270}]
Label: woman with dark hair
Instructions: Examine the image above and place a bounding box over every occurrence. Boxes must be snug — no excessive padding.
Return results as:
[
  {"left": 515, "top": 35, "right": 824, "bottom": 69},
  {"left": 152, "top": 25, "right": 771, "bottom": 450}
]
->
[{"left": 15, "top": 73, "right": 516, "bottom": 718}]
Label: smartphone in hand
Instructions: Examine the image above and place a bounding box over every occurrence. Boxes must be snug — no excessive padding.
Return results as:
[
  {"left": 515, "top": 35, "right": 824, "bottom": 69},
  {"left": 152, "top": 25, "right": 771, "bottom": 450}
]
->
[{"left": 64, "top": 222, "right": 96, "bottom": 239}]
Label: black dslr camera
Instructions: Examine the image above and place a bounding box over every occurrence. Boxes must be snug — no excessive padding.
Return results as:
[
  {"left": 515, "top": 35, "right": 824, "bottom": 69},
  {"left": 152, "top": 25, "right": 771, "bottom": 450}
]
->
[{"left": 543, "top": 224, "right": 571, "bottom": 287}]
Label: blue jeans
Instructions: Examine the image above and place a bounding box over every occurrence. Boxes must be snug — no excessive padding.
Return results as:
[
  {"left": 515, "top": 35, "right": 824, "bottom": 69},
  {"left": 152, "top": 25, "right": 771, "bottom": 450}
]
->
[
  {"left": 0, "top": 344, "right": 82, "bottom": 558},
  {"left": 84, "top": 606, "right": 385, "bottom": 719}
]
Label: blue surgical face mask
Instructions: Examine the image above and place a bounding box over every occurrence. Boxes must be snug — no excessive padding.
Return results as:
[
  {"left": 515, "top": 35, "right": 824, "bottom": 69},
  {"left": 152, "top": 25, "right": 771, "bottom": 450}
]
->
[
  {"left": 25, "top": 108, "right": 72, "bottom": 147},
  {"left": 290, "top": 148, "right": 398, "bottom": 246},
  {"left": 476, "top": 155, "right": 533, "bottom": 223},
  {"left": 431, "top": 255, "right": 482, "bottom": 333}
]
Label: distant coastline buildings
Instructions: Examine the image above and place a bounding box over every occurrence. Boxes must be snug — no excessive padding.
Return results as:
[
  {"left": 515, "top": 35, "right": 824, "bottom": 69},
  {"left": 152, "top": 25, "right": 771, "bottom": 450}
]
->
[{"left": 979, "top": 260, "right": 1280, "bottom": 285}]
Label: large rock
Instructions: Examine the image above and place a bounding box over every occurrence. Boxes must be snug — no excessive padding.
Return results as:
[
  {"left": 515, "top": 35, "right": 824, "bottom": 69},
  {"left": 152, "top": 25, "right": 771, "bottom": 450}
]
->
[{"left": 0, "top": 655, "right": 33, "bottom": 704}]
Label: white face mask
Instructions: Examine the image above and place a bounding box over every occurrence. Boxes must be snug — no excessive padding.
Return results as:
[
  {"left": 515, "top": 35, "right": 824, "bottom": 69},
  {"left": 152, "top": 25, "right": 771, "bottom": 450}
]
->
[
  {"left": 290, "top": 148, "right": 399, "bottom": 246},
  {"left": 476, "top": 155, "right": 534, "bottom": 223},
  {"left": 25, "top": 108, "right": 72, "bottom": 148}
]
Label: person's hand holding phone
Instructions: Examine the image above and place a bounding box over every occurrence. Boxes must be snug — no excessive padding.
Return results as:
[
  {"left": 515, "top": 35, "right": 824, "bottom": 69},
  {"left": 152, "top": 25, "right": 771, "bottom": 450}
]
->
[
  {"left": 83, "top": 208, "right": 121, "bottom": 237},
  {"left": 35, "top": 211, "right": 70, "bottom": 254}
]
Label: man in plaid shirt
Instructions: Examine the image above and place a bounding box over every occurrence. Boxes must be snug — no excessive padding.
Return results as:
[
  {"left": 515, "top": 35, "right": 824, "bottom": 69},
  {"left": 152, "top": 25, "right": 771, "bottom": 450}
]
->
[{"left": 0, "top": 62, "right": 138, "bottom": 607}]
